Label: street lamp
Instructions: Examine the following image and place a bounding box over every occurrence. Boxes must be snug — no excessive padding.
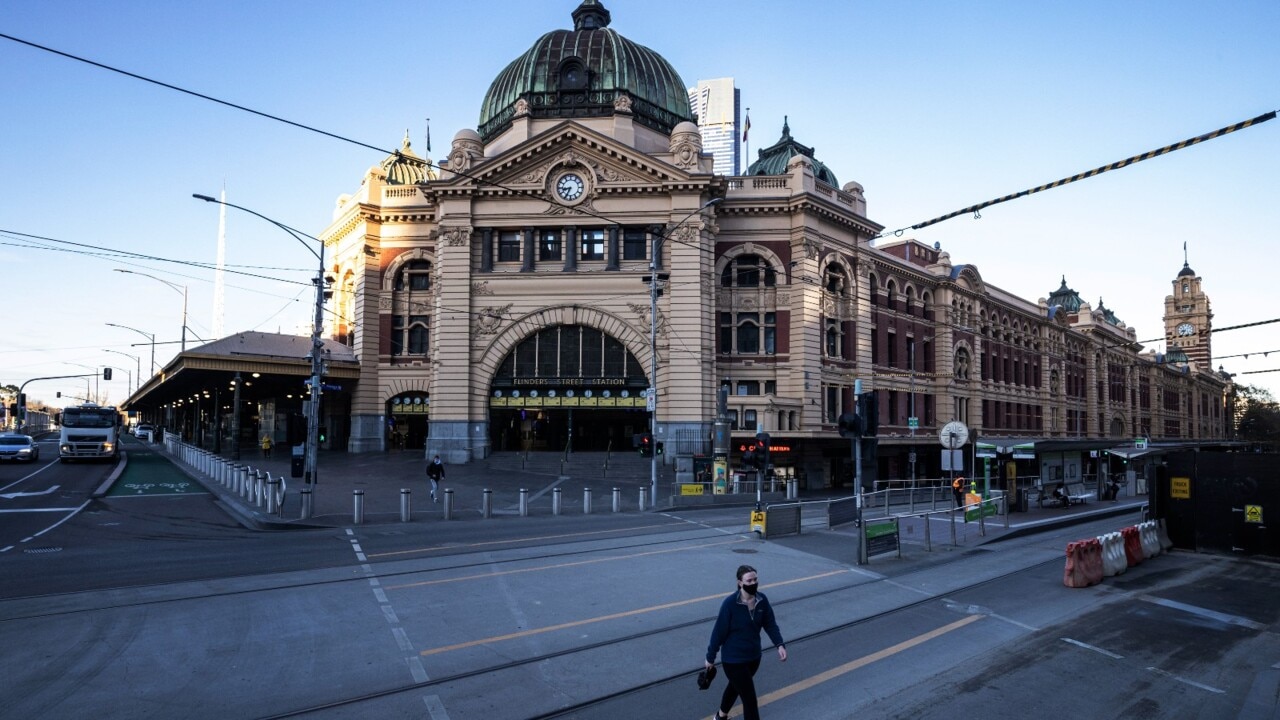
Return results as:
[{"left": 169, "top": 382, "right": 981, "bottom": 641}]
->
[
  {"left": 194, "top": 193, "right": 327, "bottom": 485},
  {"left": 106, "top": 322, "right": 157, "bottom": 375},
  {"left": 103, "top": 349, "right": 141, "bottom": 396},
  {"left": 646, "top": 197, "right": 722, "bottom": 505},
  {"left": 62, "top": 362, "right": 97, "bottom": 403},
  {"left": 114, "top": 269, "right": 188, "bottom": 351}
]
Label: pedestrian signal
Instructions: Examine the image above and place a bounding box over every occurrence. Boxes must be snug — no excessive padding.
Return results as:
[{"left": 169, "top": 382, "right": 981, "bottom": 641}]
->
[{"left": 837, "top": 412, "right": 862, "bottom": 438}]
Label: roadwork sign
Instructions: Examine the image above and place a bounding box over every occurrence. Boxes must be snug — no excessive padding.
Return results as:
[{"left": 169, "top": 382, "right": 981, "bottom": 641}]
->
[{"left": 1245, "top": 504, "right": 1263, "bottom": 524}]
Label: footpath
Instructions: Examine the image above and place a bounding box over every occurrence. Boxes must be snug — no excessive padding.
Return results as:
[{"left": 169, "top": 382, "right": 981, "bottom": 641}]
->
[{"left": 111, "top": 435, "right": 1149, "bottom": 553}]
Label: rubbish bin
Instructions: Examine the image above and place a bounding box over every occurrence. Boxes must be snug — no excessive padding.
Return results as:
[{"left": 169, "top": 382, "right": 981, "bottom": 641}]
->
[{"left": 290, "top": 445, "right": 305, "bottom": 478}]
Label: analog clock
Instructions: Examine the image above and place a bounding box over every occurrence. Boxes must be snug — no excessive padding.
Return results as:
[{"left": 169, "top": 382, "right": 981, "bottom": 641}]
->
[
  {"left": 1176, "top": 322, "right": 1195, "bottom": 337},
  {"left": 556, "top": 173, "right": 585, "bottom": 202}
]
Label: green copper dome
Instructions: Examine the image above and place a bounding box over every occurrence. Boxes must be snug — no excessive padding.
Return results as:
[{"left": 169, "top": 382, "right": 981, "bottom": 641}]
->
[
  {"left": 1047, "top": 276, "right": 1083, "bottom": 313},
  {"left": 747, "top": 117, "right": 839, "bottom": 186},
  {"left": 478, "top": 1, "right": 694, "bottom": 141}
]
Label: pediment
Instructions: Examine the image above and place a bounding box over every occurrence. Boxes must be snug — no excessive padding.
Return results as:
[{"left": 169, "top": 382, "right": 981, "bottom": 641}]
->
[{"left": 448, "top": 123, "right": 691, "bottom": 196}]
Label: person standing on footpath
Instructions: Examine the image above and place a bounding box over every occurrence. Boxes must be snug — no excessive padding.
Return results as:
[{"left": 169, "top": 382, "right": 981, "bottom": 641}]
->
[
  {"left": 261, "top": 433, "right": 273, "bottom": 459},
  {"left": 951, "top": 475, "right": 965, "bottom": 508},
  {"left": 426, "top": 454, "right": 444, "bottom": 503},
  {"left": 705, "top": 565, "right": 787, "bottom": 720}
]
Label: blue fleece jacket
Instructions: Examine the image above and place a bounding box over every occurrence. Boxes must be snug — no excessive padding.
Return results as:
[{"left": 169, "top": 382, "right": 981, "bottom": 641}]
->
[{"left": 706, "top": 591, "right": 785, "bottom": 664}]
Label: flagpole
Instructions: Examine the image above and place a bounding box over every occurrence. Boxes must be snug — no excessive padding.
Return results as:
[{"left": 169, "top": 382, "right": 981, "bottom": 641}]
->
[{"left": 742, "top": 107, "right": 750, "bottom": 173}]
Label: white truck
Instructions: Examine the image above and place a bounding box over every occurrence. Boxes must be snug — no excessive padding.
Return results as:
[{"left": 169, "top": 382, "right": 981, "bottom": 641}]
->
[{"left": 58, "top": 403, "right": 122, "bottom": 462}]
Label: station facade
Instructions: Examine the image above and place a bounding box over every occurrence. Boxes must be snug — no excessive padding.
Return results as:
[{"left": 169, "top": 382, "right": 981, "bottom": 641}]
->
[{"left": 312, "top": 0, "right": 1231, "bottom": 488}]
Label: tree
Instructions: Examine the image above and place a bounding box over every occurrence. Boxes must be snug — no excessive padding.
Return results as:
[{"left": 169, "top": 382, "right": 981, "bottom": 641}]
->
[{"left": 1232, "top": 384, "right": 1280, "bottom": 447}]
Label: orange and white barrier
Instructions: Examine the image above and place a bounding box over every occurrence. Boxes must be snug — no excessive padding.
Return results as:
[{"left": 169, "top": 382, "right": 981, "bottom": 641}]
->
[
  {"left": 1156, "top": 519, "right": 1174, "bottom": 552},
  {"left": 1098, "top": 532, "right": 1127, "bottom": 577},
  {"left": 1063, "top": 538, "right": 1105, "bottom": 588},
  {"left": 1121, "top": 526, "right": 1144, "bottom": 567}
]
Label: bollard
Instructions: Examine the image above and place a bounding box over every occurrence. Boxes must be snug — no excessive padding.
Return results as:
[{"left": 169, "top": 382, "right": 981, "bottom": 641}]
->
[
  {"left": 787, "top": 479, "right": 796, "bottom": 500},
  {"left": 400, "top": 488, "right": 412, "bottom": 522},
  {"left": 612, "top": 487, "right": 621, "bottom": 513},
  {"left": 552, "top": 487, "right": 562, "bottom": 516},
  {"left": 443, "top": 489, "right": 454, "bottom": 520},
  {"left": 924, "top": 513, "right": 933, "bottom": 551},
  {"left": 266, "top": 478, "right": 279, "bottom": 514},
  {"left": 583, "top": 487, "right": 593, "bottom": 515},
  {"left": 639, "top": 487, "right": 648, "bottom": 512},
  {"left": 353, "top": 489, "right": 365, "bottom": 525},
  {"left": 482, "top": 489, "right": 492, "bottom": 519},
  {"left": 300, "top": 488, "right": 313, "bottom": 520},
  {"left": 519, "top": 488, "right": 529, "bottom": 517},
  {"left": 255, "top": 470, "right": 266, "bottom": 508}
]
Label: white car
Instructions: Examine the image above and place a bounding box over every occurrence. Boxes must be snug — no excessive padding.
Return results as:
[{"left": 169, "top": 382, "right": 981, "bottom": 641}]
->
[{"left": 134, "top": 424, "right": 155, "bottom": 441}]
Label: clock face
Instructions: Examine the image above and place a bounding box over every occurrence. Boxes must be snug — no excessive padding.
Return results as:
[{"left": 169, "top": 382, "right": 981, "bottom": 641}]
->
[
  {"left": 1176, "top": 322, "right": 1195, "bottom": 337},
  {"left": 556, "top": 173, "right": 585, "bottom": 202}
]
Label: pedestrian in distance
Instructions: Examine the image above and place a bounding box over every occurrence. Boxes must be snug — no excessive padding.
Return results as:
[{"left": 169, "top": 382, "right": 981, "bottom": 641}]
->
[
  {"left": 705, "top": 564, "right": 787, "bottom": 720},
  {"left": 951, "top": 476, "right": 965, "bottom": 508},
  {"left": 260, "top": 433, "right": 273, "bottom": 459},
  {"left": 426, "top": 454, "right": 444, "bottom": 503}
]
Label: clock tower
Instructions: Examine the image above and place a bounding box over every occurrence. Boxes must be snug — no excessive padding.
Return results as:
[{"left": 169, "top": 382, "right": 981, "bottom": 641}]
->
[{"left": 1163, "top": 253, "right": 1212, "bottom": 370}]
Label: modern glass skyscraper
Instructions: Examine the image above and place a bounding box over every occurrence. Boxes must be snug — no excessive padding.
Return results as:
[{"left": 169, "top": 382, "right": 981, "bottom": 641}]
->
[{"left": 687, "top": 77, "right": 740, "bottom": 176}]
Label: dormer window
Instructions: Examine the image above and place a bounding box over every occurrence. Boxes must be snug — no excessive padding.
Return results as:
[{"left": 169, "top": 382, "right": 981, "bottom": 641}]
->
[
  {"left": 559, "top": 59, "right": 588, "bottom": 91},
  {"left": 1182, "top": 282, "right": 1189, "bottom": 294}
]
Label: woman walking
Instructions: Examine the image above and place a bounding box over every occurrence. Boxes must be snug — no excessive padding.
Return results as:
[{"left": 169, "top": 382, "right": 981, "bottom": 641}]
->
[{"left": 705, "top": 565, "right": 787, "bottom": 720}]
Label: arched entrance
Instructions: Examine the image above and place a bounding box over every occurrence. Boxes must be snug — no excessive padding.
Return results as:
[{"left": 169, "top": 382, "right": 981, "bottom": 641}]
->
[
  {"left": 489, "top": 324, "right": 649, "bottom": 452},
  {"left": 387, "top": 392, "right": 430, "bottom": 450}
]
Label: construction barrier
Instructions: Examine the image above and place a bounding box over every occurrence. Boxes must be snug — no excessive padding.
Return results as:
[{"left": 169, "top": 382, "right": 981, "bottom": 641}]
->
[
  {"left": 1138, "top": 521, "right": 1161, "bottom": 559},
  {"left": 1121, "top": 526, "right": 1144, "bottom": 567},
  {"left": 1063, "top": 538, "right": 1104, "bottom": 588},
  {"left": 1098, "top": 532, "right": 1127, "bottom": 577}
]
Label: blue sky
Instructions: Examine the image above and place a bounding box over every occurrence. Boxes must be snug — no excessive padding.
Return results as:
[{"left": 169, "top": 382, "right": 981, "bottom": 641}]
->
[{"left": 2, "top": 0, "right": 1277, "bottom": 407}]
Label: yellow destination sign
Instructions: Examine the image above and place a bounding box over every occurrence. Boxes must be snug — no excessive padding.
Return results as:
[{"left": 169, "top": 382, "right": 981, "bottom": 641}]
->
[{"left": 679, "top": 483, "right": 705, "bottom": 496}]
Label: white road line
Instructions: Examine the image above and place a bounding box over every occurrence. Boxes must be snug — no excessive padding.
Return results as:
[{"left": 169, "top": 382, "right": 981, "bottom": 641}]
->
[
  {"left": 423, "top": 694, "right": 451, "bottom": 719},
  {"left": 0, "top": 461, "right": 58, "bottom": 492},
  {"left": 1147, "top": 666, "right": 1225, "bottom": 694},
  {"left": 1139, "top": 594, "right": 1265, "bottom": 630},
  {"left": 372, "top": 587, "right": 388, "bottom": 604},
  {"left": 0, "top": 545, "right": 13, "bottom": 553},
  {"left": 0, "top": 508, "right": 83, "bottom": 513},
  {"left": 1061, "top": 637, "right": 1123, "bottom": 659},
  {"left": 406, "top": 656, "right": 429, "bottom": 684},
  {"left": 29, "top": 500, "right": 91, "bottom": 539},
  {"left": 392, "top": 627, "right": 414, "bottom": 652},
  {"left": 381, "top": 604, "right": 400, "bottom": 625}
]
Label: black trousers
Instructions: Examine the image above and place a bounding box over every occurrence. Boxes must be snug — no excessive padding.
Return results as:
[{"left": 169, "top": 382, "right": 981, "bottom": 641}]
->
[{"left": 720, "top": 658, "right": 762, "bottom": 720}]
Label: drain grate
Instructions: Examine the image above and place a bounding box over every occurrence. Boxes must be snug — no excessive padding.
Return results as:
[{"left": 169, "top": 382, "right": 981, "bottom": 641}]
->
[
  {"left": 24, "top": 546, "right": 63, "bottom": 554},
  {"left": 732, "top": 548, "right": 758, "bottom": 554}
]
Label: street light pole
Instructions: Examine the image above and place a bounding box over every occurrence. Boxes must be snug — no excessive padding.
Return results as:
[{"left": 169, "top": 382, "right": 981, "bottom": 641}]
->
[
  {"left": 647, "top": 197, "right": 722, "bottom": 506},
  {"left": 114, "top": 269, "right": 188, "bottom": 351},
  {"left": 103, "top": 349, "right": 140, "bottom": 396},
  {"left": 194, "top": 193, "right": 327, "bottom": 485},
  {"left": 106, "top": 323, "right": 156, "bottom": 375}
]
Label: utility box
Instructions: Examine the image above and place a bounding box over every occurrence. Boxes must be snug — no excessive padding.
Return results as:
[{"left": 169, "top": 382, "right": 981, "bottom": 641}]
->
[{"left": 291, "top": 445, "right": 305, "bottom": 478}]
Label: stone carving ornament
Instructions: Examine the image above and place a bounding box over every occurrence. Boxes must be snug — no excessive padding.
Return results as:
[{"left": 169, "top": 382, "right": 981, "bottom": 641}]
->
[
  {"left": 441, "top": 228, "right": 470, "bottom": 247},
  {"left": 475, "top": 304, "right": 513, "bottom": 336},
  {"left": 613, "top": 92, "right": 633, "bottom": 114}
]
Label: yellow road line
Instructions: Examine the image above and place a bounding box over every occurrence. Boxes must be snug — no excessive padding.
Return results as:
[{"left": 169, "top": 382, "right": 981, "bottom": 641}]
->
[
  {"left": 385, "top": 537, "right": 748, "bottom": 591},
  {"left": 730, "top": 614, "right": 984, "bottom": 716},
  {"left": 366, "top": 522, "right": 683, "bottom": 559},
  {"left": 419, "top": 569, "right": 851, "bottom": 657}
]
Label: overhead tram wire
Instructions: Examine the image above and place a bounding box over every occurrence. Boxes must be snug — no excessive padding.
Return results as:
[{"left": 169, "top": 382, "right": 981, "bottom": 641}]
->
[
  {"left": 874, "top": 110, "right": 1278, "bottom": 239},
  {"left": 0, "top": 32, "right": 720, "bottom": 259}
]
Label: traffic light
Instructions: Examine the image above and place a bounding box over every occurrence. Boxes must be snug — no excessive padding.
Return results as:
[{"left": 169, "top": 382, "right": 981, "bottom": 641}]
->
[
  {"left": 319, "top": 427, "right": 328, "bottom": 443},
  {"left": 637, "top": 433, "right": 654, "bottom": 457},
  {"left": 103, "top": 367, "right": 113, "bottom": 381},
  {"left": 837, "top": 411, "right": 862, "bottom": 438},
  {"left": 857, "top": 392, "right": 879, "bottom": 437},
  {"left": 57, "top": 392, "right": 61, "bottom": 398}
]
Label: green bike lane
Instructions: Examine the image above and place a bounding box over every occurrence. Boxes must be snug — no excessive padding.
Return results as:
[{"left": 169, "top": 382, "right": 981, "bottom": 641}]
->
[{"left": 106, "top": 446, "right": 209, "bottom": 498}]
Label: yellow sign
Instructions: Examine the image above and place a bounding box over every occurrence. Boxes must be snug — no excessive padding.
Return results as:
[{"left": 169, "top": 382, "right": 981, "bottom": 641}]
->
[
  {"left": 1245, "top": 505, "right": 1263, "bottom": 524},
  {"left": 1171, "top": 477, "right": 1191, "bottom": 499},
  {"left": 679, "top": 483, "right": 705, "bottom": 496},
  {"left": 750, "top": 510, "right": 766, "bottom": 535}
]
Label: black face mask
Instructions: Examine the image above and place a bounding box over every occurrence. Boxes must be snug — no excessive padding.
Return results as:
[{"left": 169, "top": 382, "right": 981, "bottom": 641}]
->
[{"left": 742, "top": 583, "right": 758, "bottom": 596}]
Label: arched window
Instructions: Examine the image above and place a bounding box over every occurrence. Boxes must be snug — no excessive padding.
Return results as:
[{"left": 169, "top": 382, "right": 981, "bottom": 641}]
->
[
  {"left": 955, "top": 347, "right": 971, "bottom": 380},
  {"left": 390, "top": 259, "right": 432, "bottom": 359},
  {"left": 868, "top": 274, "right": 879, "bottom": 305},
  {"left": 886, "top": 280, "right": 897, "bottom": 311},
  {"left": 722, "top": 254, "right": 777, "bottom": 288}
]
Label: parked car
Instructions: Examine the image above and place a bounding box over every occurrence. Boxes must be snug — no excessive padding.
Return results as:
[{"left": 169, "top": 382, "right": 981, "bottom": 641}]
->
[
  {"left": 0, "top": 433, "right": 39, "bottom": 462},
  {"left": 134, "top": 424, "right": 155, "bottom": 441}
]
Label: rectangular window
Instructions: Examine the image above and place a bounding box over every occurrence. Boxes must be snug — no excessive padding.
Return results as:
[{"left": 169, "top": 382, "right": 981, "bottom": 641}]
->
[
  {"left": 719, "top": 312, "right": 733, "bottom": 354},
  {"left": 623, "top": 228, "right": 647, "bottom": 260},
  {"left": 763, "top": 313, "right": 776, "bottom": 355},
  {"left": 729, "top": 409, "right": 739, "bottom": 431},
  {"left": 887, "top": 333, "right": 897, "bottom": 368},
  {"left": 737, "top": 381, "right": 760, "bottom": 395},
  {"left": 407, "top": 316, "right": 429, "bottom": 355},
  {"left": 409, "top": 273, "right": 430, "bottom": 291},
  {"left": 737, "top": 313, "right": 760, "bottom": 354},
  {"left": 539, "top": 230, "right": 561, "bottom": 261},
  {"left": 498, "top": 231, "right": 521, "bottom": 262},
  {"left": 825, "top": 386, "right": 839, "bottom": 424},
  {"left": 743, "top": 409, "right": 757, "bottom": 431},
  {"left": 765, "top": 380, "right": 776, "bottom": 395},
  {"left": 580, "top": 229, "right": 605, "bottom": 260},
  {"left": 391, "top": 315, "right": 405, "bottom": 356}
]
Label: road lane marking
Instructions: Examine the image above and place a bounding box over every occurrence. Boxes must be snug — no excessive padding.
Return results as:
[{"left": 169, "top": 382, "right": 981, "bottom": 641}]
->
[
  {"left": 1061, "top": 637, "right": 1123, "bottom": 659},
  {"left": 386, "top": 537, "right": 747, "bottom": 591},
  {"left": 419, "top": 569, "right": 851, "bottom": 657},
  {"left": 0, "top": 485, "right": 60, "bottom": 499},
  {"left": 747, "top": 614, "right": 984, "bottom": 714},
  {"left": 367, "top": 522, "right": 686, "bottom": 559},
  {"left": 0, "top": 508, "right": 82, "bottom": 513},
  {"left": 1139, "top": 594, "right": 1265, "bottom": 630},
  {"left": 1147, "top": 666, "right": 1225, "bottom": 694},
  {"left": 0, "top": 461, "right": 58, "bottom": 492}
]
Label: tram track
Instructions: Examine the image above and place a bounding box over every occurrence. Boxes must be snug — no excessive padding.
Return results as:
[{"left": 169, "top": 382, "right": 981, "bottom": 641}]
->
[
  {"left": 255, "top": 553, "right": 1067, "bottom": 719},
  {"left": 0, "top": 517, "right": 743, "bottom": 622}
]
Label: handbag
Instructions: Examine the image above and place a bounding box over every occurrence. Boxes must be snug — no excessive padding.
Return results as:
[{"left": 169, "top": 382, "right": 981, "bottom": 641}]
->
[{"left": 697, "top": 665, "right": 717, "bottom": 690}]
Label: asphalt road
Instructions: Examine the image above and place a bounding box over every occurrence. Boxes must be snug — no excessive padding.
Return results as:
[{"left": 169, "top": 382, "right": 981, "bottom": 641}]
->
[{"left": 1, "top": 446, "right": 1276, "bottom": 720}]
